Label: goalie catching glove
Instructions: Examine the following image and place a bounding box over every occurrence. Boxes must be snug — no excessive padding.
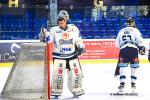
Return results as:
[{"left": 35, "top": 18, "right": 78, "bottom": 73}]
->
[
  {"left": 138, "top": 46, "right": 146, "bottom": 55},
  {"left": 39, "top": 27, "right": 50, "bottom": 42}
]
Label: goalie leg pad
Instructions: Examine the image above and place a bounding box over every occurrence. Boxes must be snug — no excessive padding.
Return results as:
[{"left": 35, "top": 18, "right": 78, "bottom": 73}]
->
[
  {"left": 67, "top": 58, "right": 84, "bottom": 96},
  {"left": 51, "top": 59, "right": 66, "bottom": 96}
]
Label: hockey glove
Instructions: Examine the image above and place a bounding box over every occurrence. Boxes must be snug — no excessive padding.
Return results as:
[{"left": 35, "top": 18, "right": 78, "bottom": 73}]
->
[
  {"left": 77, "top": 48, "right": 86, "bottom": 56},
  {"left": 75, "top": 44, "right": 86, "bottom": 56},
  {"left": 139, "top": 46, "right": 146, "bottom": 55},
  {"left": 148, "top": 50, "right": 150, "bottom": 62}
]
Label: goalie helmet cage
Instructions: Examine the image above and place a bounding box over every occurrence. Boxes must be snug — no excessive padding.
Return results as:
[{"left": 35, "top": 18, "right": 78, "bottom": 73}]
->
[{"left": 1, "top": 43, "right": 50, "bottom": 100}]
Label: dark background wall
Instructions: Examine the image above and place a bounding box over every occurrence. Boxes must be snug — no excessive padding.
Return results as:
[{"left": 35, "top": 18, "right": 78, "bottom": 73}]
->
[{"left": 1, "top": 0, "right": 150, "bottom": 6}]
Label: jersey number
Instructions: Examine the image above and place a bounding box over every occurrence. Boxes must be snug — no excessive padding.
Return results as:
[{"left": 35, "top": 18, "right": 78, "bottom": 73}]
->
[{"left": 122, "top": 35, "right": 132, "bottom": 41}]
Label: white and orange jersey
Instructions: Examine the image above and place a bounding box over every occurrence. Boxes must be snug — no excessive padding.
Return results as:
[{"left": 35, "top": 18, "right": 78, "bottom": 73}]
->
[{"left": 44, "top": 24, "right": 84, "bottom": 59}]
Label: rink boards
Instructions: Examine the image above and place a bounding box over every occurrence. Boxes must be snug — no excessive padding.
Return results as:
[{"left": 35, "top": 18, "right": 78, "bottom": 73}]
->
[
  {"left": 0, "top": 39, "right": 149, "bottom": 67},
  {"left": 0, "top": 58, "right": 149, "bottom": 68}
]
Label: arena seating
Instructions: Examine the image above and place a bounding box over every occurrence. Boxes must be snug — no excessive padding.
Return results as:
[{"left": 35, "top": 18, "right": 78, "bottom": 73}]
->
[
  {"left": 0, "top": 13, "right": 47, "bottom": 40},
  {"left": 0, "top": 12, "right": 150, "bottom": 40},
  {"left": 71, "top": 14, "right": 150, "bottom": 39}
]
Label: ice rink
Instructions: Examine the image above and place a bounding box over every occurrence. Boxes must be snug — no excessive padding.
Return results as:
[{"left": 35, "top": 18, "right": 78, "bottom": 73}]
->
[{"left": 0, "top": 62, "right": 150, "bottom": 100}]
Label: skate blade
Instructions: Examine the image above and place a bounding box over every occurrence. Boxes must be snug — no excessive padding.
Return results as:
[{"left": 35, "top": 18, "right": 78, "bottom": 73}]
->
[
  {"left": 110, "top": 92, "right": 138, "bottom": 96},
  {"left": 73, "top": 92, "right": 85, "bottom": 98},
  {"left": 51, "top": 94, "right": 61, "bottom": 99},
  {"left": 51, "top": 95, "right": 60, "bottom": 99}
]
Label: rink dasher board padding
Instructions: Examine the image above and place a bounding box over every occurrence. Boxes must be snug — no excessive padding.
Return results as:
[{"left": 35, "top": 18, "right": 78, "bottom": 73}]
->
[{"left": 110, "top": 93, "right": 138, "bottom": 96}]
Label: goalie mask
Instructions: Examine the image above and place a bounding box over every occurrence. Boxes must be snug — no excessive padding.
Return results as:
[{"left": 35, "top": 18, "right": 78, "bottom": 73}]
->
[
  {"left": 125, "top": 17, "right": 136, "bottom": 27},
  {"left": 57, "top": 10, "right": 69, "bottom": 21}
]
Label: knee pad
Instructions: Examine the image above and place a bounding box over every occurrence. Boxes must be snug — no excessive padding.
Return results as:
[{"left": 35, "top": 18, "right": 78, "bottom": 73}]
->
[
  {"left": 67, "top": 58, "right": 84, "bottom": 95},
  {"left": 51, "top": 59, "right": 66, "bottom": 95},
  {"left": 130, "top": 63, "right": 139, "bottom": 68}
]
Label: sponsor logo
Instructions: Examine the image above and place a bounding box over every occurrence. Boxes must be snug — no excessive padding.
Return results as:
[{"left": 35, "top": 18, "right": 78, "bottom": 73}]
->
[
  {"left": 74, "top": 68, "right": 78, "bottom": 75},
  {"left": 57, "top": 68, "right": 63, "bottom": 89},
  {"left": 60, "top": 47, "right": 72, "bottom": 53},
  {"left": 58, "top": 68, "right": 63, "bottom": 75},
  {"left": 57, "top": 75, "right": 63, "bottom": 89},
  {"left": 75, "top": 74, "right": 79, "bottom": 88},
  {"left": 59, "top": 38, "right": 73, "bottom": 45},
  {"left": 11, "top": 43, "right": 21, "bottom": 53}
]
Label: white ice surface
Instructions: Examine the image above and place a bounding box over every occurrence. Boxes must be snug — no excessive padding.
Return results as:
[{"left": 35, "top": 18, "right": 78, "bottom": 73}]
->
[{"left": 0, "top": 63, "right": 150, "bottom": 100}]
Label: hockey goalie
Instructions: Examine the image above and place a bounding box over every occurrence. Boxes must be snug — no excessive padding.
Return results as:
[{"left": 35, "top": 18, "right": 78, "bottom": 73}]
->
[{"left": 40, "top": 10, "right": 85, "bottom": 98}]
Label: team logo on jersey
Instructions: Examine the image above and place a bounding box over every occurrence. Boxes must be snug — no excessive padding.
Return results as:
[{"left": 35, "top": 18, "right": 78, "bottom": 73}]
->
[{"left": 62, "top": 33, "right": 69, "bottom": 40}]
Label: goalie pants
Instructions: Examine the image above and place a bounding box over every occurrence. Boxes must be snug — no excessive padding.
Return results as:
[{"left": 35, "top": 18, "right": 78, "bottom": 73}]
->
[
  {"left": 118, "top": 47, "right": 139, "bottom": 84},
  {"left": 51, "top": 56, "right": 84, "bottom": 96}
]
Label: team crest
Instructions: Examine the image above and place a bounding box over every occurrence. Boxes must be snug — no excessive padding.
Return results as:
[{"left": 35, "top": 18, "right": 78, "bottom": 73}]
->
[{"left": 62, "top": 33, "right": 69, "bottom": 40}]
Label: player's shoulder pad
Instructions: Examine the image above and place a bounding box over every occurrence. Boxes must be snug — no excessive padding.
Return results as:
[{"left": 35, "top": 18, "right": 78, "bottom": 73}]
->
[
  {"left": 133, "top": 27, "right": 142, "bottom": 36},
  {"left": 50, "top": 25, "right": 60, "bottom": 30},
  {"left": 67, "top": 24, "right": 77, "bottom": 27},
  {"left": 67, "top": 24, "right": 79, "bottom": 33},
  {"left": 48, "top": 26, "right": 59, "bottom": 35},
  {"left": 118, "top": 27, "right": 125, "bottom": 33},
  {"left": 68, "top": 24, "right": 79, "bottom": 30}
]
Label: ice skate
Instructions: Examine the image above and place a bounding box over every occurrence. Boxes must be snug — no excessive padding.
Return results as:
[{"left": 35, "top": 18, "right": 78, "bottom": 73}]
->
[
  {"left": 51, "top": 90, "right": 62, "bottom": 99},
  {"left": 130, "top": 82, "right": 138, "bottom": 95},
  {"left": 73, "top": 89, "right": 85, "bottom": 98},
  {"left": 51, "top": 94, "right": 61, "bottom": 99},
  {"left": 117, "top": 82, "right": 125, "bottom": 95},
  {"left": 131, "top": 82, "right": 136, "bottom": 93},
  {"left": 110, "top": 83, "right": 124, "bottom": 96}
]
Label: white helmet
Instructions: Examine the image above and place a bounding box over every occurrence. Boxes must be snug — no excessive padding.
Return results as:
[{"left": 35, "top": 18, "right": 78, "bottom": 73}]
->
[{"left": 57, "top": 10, "right": 69, "bottom": 21}]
